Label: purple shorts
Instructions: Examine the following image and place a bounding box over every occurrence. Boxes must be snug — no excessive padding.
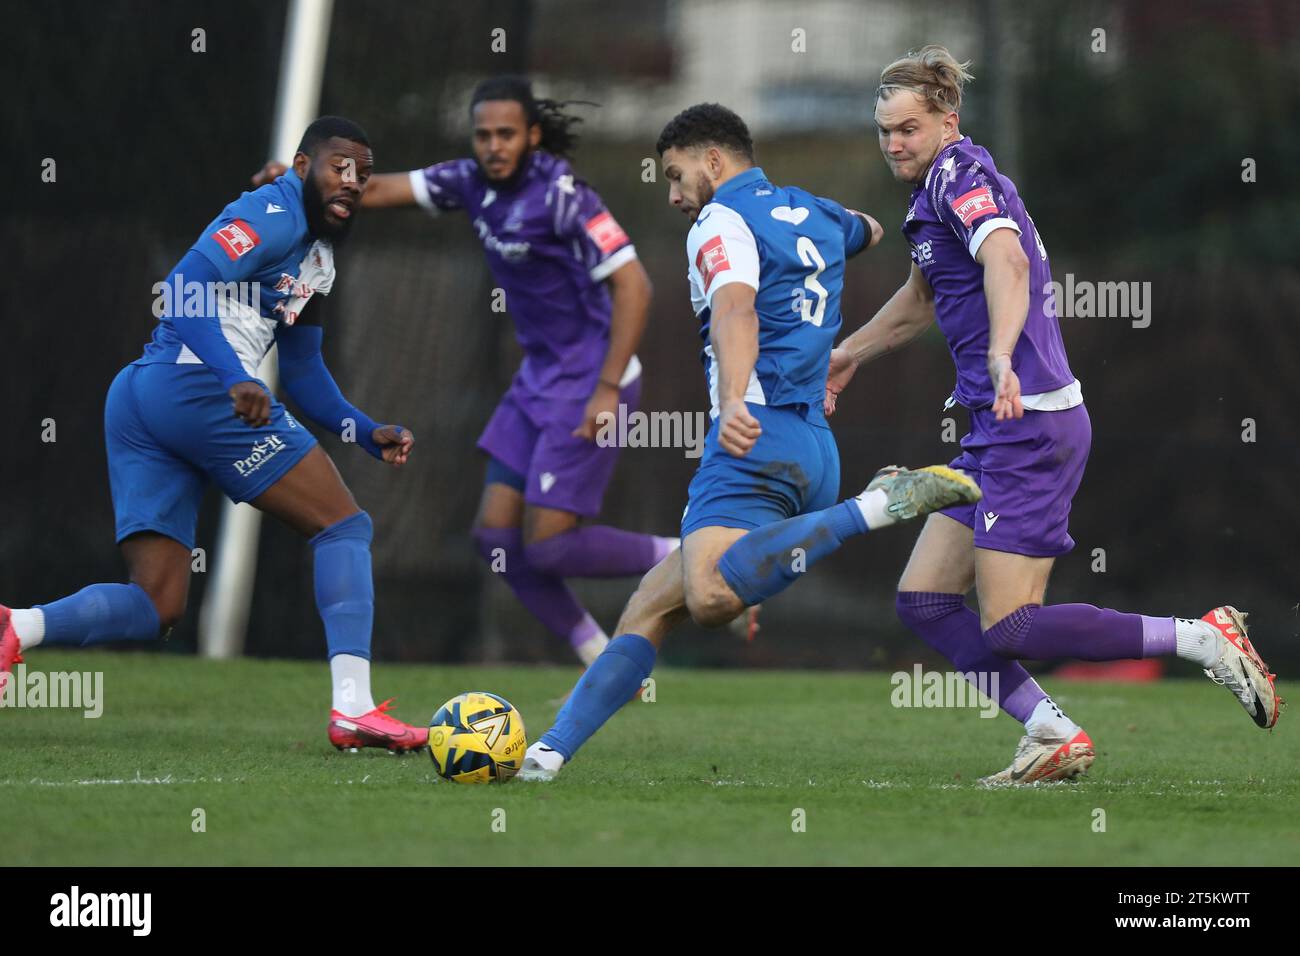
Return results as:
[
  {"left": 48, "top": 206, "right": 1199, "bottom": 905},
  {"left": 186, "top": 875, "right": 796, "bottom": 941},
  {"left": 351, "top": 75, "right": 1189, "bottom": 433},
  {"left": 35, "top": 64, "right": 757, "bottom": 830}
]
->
[
  {"left": 942, "top": 403, "right": 1092, "bottom": 557},
  {"left": 477, "top": 375, "right": 642, "bottom": 517}
]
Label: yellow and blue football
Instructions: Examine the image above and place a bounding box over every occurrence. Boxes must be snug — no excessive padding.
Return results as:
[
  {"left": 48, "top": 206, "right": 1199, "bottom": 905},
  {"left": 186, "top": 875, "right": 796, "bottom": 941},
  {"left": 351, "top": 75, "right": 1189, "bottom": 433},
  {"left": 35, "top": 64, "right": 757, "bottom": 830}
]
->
[{"left": 427, "top": 692, "right": 526, "bottom": 784}]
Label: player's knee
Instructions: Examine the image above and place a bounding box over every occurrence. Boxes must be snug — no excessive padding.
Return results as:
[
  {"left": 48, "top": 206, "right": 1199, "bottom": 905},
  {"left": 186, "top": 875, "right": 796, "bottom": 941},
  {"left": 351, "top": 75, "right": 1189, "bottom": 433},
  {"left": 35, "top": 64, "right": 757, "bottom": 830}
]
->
[
  {"left": 896, "top": 590, "right": 965, "bottom": 628},
  {"left": 472, "top": 509, "right": 521, "bottom": 535},
  {"left": 522, "top": 532, "right": 574, "bottom": 577},
  {"left": 310, "top": 509, "right": 371, "bottom": 545},
  {"left": 685, "top": 584, "right": 743, "bottom": 629},
  {"left": 982, "top": 605, "right": 1036, "bottom": 658},
  {"left": 471, "top": 524, "right": 521, "bottom": 571}
]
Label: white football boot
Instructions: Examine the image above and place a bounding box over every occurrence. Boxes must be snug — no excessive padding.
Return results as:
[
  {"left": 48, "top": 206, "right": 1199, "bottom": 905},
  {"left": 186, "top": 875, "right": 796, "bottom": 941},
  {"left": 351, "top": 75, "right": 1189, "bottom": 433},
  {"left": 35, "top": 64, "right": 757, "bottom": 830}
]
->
[
  {"left": 1199, "top": 606, "right": 1281, "bottom": 729},
  {"left": 979, "top": 729, "right": 1096, "bottom": 786},
  {"left": 516, "top": 742, "right": 565, "bottom": 782}
]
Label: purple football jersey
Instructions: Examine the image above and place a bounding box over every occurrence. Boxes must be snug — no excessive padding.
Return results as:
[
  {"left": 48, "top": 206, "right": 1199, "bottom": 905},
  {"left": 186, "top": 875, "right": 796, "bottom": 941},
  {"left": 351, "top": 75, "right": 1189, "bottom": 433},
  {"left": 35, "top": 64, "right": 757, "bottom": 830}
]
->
[
  {"left": 410, "top": 151, "right": 638, "bottom": 399},
  {"left": 904, "top": 137, "right": 1075, "bottom": 409}
]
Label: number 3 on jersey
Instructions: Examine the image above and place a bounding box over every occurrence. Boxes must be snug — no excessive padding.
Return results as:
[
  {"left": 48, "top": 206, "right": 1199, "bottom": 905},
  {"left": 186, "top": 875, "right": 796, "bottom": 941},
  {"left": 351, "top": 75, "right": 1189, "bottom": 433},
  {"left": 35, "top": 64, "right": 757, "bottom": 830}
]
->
[{"left": 795, "top": 236, "right": 828, "bottom": 326}]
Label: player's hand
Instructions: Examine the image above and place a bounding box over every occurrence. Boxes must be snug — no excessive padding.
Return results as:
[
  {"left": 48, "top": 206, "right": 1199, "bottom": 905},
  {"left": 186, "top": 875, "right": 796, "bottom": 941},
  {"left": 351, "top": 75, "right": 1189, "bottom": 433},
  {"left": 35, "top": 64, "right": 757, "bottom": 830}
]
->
[
  {"left": 252, "top": 160, "right": 288, "bottom": 188},
  {"left": 572, "top": 381, "right": 620, "bottom": 443},
  {"left": 230, "top": 381, "right": 271, "bottom": 428},
  {"left": 718, "top": 398, "right": 761, "bottom": 457},
  {"left": 988, "top": 354, "right": 1024, "bottom": 421},
  {"left": 372, "top": 425, "right": 414, "bottom": 467},
  {"left": 824, "top": 346, "right": 859, "bottom": 417}
]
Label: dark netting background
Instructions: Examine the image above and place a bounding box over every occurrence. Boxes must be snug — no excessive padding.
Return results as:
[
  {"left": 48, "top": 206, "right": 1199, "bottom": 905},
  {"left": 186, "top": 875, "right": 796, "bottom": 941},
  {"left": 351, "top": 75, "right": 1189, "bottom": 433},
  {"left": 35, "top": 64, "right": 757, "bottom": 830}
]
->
[{"left": 5, "top": 0, "right": 1298, "bottom": 676}]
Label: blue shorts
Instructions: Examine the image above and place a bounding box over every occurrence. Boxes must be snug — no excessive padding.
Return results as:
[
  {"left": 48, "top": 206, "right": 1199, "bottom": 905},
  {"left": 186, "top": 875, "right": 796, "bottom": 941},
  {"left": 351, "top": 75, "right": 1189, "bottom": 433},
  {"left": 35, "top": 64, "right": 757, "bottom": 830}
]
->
[
  {"left": 105, "top": 362, "right": 318, "bottom": 549},
  {"left": 680, "top": 404, "right": 840, "bottom": 538}
]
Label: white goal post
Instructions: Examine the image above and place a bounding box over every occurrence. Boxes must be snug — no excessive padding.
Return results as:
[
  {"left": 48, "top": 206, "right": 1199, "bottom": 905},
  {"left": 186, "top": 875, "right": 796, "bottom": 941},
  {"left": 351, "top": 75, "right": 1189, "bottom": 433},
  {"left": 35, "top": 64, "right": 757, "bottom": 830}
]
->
[{"left": 198, "top": 0, "right": 335, "bottom": 659}]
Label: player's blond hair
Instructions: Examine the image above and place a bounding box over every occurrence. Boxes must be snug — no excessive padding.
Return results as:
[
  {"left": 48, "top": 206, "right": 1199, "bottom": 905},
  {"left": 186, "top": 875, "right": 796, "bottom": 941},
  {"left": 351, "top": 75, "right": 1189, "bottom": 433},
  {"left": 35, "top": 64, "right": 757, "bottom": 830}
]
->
[{"left": 877, "top": 45, "right": 974, "bottom": 114}]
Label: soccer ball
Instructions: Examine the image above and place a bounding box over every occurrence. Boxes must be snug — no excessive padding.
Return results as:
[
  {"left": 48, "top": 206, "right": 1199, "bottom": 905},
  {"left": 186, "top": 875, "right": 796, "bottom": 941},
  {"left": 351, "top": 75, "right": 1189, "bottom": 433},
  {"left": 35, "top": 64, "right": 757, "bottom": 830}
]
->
[{"left": 427, "top": 692, "right": 526, "bottom": 784}]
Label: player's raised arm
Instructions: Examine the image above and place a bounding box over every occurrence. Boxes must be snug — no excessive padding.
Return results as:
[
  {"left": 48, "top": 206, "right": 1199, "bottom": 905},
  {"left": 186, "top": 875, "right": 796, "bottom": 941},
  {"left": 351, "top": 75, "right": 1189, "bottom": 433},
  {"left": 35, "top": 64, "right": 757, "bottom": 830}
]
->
[
  {"left": 275, "top": 309, "right": 415, "bottom": 467},
  {"left": 358, "top": 172, "right": 417, "bottom": 208},
  {"left": 825, "top": 263, "right": 936, "bottom": 415},
  {"left": 250, "top": 162, "right": 428, "bottom": 210},
  {"left": 710, "top": 282, "right": 762, "bottom": 457},
  {"left": 975, "top": 227, "right": 1030, "bottom": 421}
]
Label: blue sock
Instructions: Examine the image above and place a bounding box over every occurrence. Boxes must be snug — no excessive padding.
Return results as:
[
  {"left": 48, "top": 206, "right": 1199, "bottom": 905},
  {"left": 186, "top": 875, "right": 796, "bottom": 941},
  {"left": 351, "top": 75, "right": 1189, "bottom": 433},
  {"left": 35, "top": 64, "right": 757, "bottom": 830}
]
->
[
  {"left": 39, "top": 583, "right": 161, "bottom": 646},
  {"left": 541, "top": 633, "right": 656, "bottom": 760},
  {"left": 311, "top": 511, "right": 374, "bottom": 660},
  {"left": 716, "top": 500, "right": 864, "bottom": 606}
]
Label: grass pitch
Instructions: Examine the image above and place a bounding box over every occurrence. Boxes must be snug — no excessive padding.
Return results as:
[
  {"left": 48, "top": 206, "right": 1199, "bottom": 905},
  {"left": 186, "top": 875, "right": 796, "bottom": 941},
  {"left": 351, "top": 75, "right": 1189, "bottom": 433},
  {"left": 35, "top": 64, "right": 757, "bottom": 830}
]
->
[{"left": 3, "top": 651, "right": 1295, "bottom": 866}]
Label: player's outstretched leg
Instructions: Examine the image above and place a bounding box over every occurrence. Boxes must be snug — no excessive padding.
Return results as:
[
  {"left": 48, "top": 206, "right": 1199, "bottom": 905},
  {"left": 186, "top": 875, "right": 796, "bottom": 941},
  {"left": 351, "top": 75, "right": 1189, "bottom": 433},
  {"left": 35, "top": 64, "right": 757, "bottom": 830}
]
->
[
  {"left": 984, "top": 604, "right": 1281, "bottom": 731},
  {"left": 517, "top": 465, "right": 979, "bottom": 781},
  {"left": 518, "top": 546, "right": 692, "bottom": 781},
  {"left": 712, "top": 465, "right": 980, "bottom": 611},
  {"left": 472, "top": 475, "right": 675, "bottom": 666},
  {"left": 522, "top": 523, "right": 678, "bottom": 581},
  {"left": 1, "top": 533, "right": 191, "bottom": 696},
  {"left": 252, "top": 446, "right": 427, "bottom": 753},
  {"left": 977, "top": 549, "right": 1281, "bottom": 731}
]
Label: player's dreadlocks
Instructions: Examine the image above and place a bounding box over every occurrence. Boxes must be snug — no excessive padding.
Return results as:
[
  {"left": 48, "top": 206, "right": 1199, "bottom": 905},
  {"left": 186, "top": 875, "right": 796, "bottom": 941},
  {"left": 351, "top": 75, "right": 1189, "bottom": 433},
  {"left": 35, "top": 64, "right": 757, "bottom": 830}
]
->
[
  {"left": 470, "top": 75, "right": 589, "bottom": 159},
  {"left": 655, "top": 103, "right": 755, "bottom": 162}
]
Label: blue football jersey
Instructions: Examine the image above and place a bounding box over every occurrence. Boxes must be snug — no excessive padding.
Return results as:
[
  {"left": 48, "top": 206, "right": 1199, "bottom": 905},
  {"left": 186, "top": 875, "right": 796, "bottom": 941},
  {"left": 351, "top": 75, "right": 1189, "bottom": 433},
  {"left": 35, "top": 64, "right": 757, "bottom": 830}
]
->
[
  {"left": 685, "top": 167, "right": 866, "bottom": 418},
  {"left": 137, "top": 172, "right": 336, "bottom": 377}
]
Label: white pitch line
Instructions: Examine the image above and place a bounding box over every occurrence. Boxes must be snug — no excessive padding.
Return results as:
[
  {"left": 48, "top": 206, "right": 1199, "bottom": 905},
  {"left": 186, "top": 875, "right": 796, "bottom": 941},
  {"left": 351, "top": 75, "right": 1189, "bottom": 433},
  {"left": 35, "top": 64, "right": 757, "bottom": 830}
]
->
[{"left": 0, "top": 773, "right": 228, "bottom": 787}]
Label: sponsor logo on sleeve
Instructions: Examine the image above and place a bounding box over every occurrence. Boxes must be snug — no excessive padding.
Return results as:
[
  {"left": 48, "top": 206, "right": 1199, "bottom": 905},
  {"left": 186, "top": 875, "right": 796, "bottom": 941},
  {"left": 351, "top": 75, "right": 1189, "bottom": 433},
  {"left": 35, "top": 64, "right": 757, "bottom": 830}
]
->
[
  {"left": 212, "top": 220, "right": 261, "bottom": 260},
  {"left": 695, "top": 235, "right": 731, "bottom": 292},
  {"left": 584, "top": 211, "right": 629, "bottom": 254},
  {"left": 950, "top": 187, "right": 999, "bottom": 228}
]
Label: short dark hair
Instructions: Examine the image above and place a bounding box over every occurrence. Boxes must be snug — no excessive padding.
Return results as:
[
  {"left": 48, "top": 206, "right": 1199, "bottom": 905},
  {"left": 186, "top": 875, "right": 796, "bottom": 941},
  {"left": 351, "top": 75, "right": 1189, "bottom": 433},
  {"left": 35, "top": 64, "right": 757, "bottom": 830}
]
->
[
  {"left": 470, "top": 75, "right": 587, "bottom": 159},
  {"left": 296, "top": 116, "right": 370, "bottom": 156},
  {"left": 655, "top": 103, "right": 754, "bottom": 161}
]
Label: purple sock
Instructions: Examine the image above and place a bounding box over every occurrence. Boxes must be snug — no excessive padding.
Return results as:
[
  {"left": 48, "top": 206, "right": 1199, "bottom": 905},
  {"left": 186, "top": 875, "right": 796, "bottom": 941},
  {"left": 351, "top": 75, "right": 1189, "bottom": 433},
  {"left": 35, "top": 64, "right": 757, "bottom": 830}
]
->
[
  {"left": 472, "top": 527, "right": 595, "bottom": 649},
  {"left": 523, "top": 526, "right": 675, "bottom": 579},
  {"left": 983, "top": 603, "right": 1168, "bottom": 661},
  {"left": 896, "top": 591, "right": 1045, "bottom": 723}
]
